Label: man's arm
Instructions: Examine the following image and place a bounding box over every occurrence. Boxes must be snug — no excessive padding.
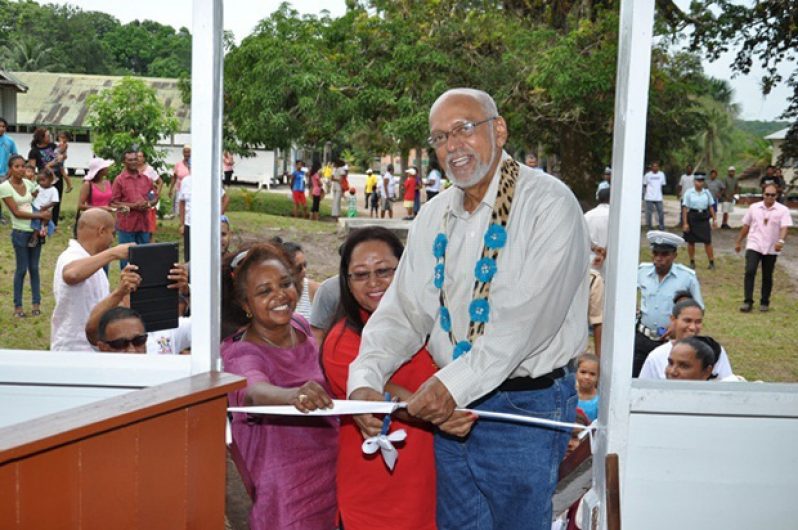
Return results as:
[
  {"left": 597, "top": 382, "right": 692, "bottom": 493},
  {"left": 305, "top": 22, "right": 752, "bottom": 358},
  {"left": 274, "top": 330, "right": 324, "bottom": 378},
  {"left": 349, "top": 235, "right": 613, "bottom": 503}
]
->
[
  {"left": 85, "top": 265, "right": 141, "bottom": 345},
  {"left": 62, "top": 244, "right": 133, "bottom": 285},
  {"left": 735, "top": 224, "right": 750, "bottom": 253},
  {"left": 221, "top": 191, "right": 229, "bottom": 214}
]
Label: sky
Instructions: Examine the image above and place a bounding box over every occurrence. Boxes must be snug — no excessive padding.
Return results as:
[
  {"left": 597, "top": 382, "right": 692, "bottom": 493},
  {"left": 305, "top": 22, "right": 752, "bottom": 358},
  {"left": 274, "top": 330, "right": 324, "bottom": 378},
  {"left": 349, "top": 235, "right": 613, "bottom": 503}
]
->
[{"left": 54, "top": 0, "right": 792, "bottom": 121}]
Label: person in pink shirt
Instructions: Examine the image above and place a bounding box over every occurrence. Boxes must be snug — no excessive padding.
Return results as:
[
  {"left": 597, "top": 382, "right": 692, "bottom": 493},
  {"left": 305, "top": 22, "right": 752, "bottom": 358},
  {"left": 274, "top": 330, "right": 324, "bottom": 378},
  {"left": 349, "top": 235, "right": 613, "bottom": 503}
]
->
[
  {"left": 735, "top": 183, "right": 793, "bottom": 312},
  {"left": 169, "top": 145, "right": 191, "bottom": 216}
]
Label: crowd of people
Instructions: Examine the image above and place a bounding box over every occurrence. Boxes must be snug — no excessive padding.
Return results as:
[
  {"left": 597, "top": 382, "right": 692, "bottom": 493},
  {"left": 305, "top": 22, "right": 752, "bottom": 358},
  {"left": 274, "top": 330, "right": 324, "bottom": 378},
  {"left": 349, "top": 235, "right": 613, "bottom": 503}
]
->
[
  {"left": 0, "top": 83, "right": 793, "bottom": 529},
  {"left": 286, "top": 157, "right": 447, "bottom": 221}
]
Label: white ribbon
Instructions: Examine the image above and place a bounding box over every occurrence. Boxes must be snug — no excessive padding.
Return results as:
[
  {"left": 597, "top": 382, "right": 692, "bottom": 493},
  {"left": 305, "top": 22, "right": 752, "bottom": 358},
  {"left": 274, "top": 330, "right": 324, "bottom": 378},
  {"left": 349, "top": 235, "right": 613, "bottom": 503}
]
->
[{"left": 361, "top": 429, "right": 407, "bottom": 470}]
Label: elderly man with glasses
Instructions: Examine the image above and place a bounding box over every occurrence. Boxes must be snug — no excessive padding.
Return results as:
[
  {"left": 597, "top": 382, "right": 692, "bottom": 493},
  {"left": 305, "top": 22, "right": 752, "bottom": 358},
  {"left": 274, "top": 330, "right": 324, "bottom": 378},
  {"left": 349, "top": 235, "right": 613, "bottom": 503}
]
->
[
  {"left": 735, "top": 183, "right": 793, "bottom": 312},
  {"left": 347, "top": 88, "right": 589, "bottom": 530}
]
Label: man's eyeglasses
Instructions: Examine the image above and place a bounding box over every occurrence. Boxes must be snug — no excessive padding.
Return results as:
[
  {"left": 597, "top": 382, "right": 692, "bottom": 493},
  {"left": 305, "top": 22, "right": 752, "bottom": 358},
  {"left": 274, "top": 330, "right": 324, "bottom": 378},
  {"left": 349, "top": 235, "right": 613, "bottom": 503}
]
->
[
  {"left": 347, "top": 267, "right": 397, "bottom": 282},
  {"left": 102, "top": 334, "right": 148, "bottom": 350},
  {"left": 763, "top": 193, "right": 777, "bottom": 198},
  {"left": 427, "top": 117, "right": 498, "bottom": 148}
]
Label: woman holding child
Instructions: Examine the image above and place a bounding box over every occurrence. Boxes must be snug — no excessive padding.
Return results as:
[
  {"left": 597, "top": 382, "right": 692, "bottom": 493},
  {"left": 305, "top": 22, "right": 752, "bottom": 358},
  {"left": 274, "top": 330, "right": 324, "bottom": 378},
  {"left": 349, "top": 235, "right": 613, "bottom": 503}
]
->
[
  {"left": 221, "top": 242, "right": 337, "bottom": 530},
  {"left": 0, "top": 155, "right": 52, "bottom": 318},
  {"left": 322, "top": 227, "right": 438, "bottom": 530}
]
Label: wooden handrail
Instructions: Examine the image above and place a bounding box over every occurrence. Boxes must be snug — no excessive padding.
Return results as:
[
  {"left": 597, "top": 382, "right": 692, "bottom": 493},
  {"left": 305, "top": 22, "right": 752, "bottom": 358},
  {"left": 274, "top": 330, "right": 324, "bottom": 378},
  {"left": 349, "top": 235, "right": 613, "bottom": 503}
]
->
[{"left": 0, "top": 371, "right": 244, "bottom": 464}]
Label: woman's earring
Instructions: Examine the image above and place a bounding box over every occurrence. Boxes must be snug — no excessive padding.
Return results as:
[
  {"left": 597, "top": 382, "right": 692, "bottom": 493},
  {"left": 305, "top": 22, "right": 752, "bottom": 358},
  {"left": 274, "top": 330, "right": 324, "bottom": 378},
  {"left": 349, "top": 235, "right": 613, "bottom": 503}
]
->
[{"left": 245, "top": 311, "right": 252, "bottom": 319}]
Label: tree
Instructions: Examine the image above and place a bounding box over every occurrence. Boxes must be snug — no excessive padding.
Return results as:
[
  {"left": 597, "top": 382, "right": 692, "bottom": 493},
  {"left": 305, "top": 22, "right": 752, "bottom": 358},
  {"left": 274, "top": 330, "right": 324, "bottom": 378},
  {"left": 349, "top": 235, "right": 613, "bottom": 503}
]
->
[
  {"left": 660, "top": 0, "right": 798, "bottom": 165},
  {"left": 86, "top": 77, "right": 179, "bottom": 172}
]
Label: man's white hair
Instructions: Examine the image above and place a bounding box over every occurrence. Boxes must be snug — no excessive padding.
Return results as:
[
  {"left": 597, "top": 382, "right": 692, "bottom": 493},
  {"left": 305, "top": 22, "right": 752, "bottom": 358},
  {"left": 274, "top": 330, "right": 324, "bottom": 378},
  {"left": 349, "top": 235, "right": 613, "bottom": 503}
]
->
[{"left": 429, "top": 88, "right": 499, "bottom": 121}]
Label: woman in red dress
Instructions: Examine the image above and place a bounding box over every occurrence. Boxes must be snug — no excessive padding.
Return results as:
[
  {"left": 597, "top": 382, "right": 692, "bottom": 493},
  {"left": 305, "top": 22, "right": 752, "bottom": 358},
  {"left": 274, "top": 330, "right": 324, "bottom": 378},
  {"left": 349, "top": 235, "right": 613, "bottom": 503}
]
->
[{"left": 322, "top": 227, "right": 437, "bottom": 530}]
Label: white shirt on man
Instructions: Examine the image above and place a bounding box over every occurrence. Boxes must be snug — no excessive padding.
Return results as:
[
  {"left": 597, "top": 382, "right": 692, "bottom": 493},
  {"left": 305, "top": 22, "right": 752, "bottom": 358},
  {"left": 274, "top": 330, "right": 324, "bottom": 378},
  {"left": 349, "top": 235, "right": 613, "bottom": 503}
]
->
[
  {"left": 426, "top": 169, "right": 442, "bottom": 193},
  {"left": 348, "top": 152, "right": 589, "bottom": 406},
  {"left": 639, "top": 340, "right": 734, "bottom": 380},
  {"left": 584, "top": 203, "right": 609, "bottom": 250},
  {"left": 51, "top": 240, "right": 110, "bottom": 351},
  {"left": 678, "top": 173, "right": 694, "bottom": 198},
  {"left": 644, "top": 171, "right": 666, "bottom": 201},
  {"left": 146, "top": 317, "right": 192, "bottom": 354},
  {"left": 177, "top": 175, "right": 225, "bottom": 226}
]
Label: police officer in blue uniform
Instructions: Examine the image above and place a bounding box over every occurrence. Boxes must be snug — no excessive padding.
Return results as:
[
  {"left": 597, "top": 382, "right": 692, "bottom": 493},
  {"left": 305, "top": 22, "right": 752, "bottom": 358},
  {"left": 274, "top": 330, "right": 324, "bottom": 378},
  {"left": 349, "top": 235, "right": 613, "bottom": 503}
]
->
[{"left": 634, "top": 230, "right": 703, "bottom": 376}]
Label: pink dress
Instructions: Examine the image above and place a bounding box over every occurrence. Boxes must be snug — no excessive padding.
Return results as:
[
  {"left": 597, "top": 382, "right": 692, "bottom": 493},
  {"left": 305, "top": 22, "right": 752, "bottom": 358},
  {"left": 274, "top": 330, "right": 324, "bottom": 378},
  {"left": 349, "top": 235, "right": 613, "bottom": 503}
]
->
[{"left": 222, "top": 317, "right": 338, "bottom": 530}]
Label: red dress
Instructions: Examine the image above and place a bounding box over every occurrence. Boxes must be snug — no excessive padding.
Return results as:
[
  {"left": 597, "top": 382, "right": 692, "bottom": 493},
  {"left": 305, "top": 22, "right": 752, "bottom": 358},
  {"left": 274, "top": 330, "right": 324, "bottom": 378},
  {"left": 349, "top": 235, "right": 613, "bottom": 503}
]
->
[{"left": 322, "top": 316, "right": 438, "bottom": 530}]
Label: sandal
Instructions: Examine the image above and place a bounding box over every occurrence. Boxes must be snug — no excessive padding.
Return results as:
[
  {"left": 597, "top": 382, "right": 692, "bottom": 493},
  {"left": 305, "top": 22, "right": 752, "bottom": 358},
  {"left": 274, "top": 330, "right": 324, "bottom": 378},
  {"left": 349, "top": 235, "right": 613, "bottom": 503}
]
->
[
  {"left": 14, "top": 310, "right": 26, "bottom": 318},
  {"left": 31, "top": 309, "right": 41, "bottom": 317}
]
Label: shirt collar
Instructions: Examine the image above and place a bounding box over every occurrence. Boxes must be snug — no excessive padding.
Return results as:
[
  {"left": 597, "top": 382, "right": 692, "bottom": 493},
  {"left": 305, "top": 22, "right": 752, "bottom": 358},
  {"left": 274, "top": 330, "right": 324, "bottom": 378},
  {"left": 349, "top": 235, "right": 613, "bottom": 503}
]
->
[
  {"left": 449, "top": 150, "right": 509, "bottom": 218},
  {"left": 756, "top": 201, "right": 777, "bottom": 211}
]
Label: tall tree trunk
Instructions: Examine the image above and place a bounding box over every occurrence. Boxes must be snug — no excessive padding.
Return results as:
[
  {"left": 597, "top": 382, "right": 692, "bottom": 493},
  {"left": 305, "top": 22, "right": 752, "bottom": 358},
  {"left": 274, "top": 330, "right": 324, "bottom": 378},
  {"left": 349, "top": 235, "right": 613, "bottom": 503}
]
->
[{"left": 560, "top": 128, "right": 595, "bottom": 201}]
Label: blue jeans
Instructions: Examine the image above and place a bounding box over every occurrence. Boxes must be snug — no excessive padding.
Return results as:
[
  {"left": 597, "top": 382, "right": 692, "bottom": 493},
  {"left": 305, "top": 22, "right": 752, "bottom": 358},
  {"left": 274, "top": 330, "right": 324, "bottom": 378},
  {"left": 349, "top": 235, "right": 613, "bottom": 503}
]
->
[
  {"left": 645, "top": 200, "right": 664, "bottom": 229},
  {"left": 11, "top": 230, "right": 42, "bottom": 308},
  {"left": 117, "top": 230, "right": 150, "bottom": 268},
  {"left": 435, "top": 373, "right": 577, "bottom": 530}
]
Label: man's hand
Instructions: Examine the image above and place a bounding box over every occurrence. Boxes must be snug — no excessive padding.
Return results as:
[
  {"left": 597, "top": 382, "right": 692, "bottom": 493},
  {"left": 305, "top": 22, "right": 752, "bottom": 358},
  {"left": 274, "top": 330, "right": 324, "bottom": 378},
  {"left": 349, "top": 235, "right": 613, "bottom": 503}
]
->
[
  {"left": 117, "top": 264, "right": 142, "bottom": 295},
  {"left": 167, "top": 263, "right": 189, "bottom": 295},
  {"left": 734, "top": 242, "right": 742, "bottom": 254},
  {"left": 178, "top": 225, "right": 185, "bottom": 235},
  {"left": 292, "top": 380, "right": 333, "bottom": 413},
  {"left": 349, "top": 386, "right": 385, "bottom": 438},
  {"left": 682, "top": 223, "right": 689, "bottom": 232},
  {"left": 406, "top": 376, "right": 456, "bottom": 425},
  {"left": 111, "top": 243, "right": 136, "bottom": 261},
  {"left": 775, "top": 240, "right": 785, "bottom": 252},
  {"left": 438, "top": 410, "right": 478, "bottom": 438}
]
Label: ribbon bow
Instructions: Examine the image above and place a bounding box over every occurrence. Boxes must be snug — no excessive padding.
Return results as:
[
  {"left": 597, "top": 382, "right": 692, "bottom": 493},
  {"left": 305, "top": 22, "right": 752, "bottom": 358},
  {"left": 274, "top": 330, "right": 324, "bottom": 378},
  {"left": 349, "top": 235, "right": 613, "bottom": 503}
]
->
[{"left": 361, "top": 429, "right": 407, "bottom": 471}]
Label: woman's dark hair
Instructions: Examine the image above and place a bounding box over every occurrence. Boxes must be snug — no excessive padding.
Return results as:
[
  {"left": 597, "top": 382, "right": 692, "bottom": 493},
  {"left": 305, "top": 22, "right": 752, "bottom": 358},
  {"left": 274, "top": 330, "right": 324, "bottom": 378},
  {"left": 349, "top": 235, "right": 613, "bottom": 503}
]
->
[
  {"left": 338, "top": 227, "right": 404, "bottom": 333},
  {"left": 221, "top": 242, "right": 295, "bottom": 336},
  {"left": 31, "top": 127, "right": 48, "bottom": 148},
  {"left": 673, "top": 336, "right": 716, "bottom": 375},
  {"left": 672, "top": 298, "right": 703, "bottom": 318},
  {"left": 7, "top": 154, "right": 24, "bottom": 170},
  {"left": 271, "top": 236, "right": 302, "bottom": 260},
  {"left": 310, "top": 160, "right": 321, "bottom": 175},
  {"left": 98, "top": 307, "right": 143, "bottom": 341},
  {"left": 672, "top": 290, "right": 693, "bottom": 305}
]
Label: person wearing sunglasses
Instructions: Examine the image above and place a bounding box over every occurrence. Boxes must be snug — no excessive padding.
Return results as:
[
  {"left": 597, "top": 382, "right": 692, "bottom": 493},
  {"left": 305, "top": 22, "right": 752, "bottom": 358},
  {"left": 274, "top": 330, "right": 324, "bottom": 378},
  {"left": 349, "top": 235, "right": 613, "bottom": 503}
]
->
[
  {"left": 96, "top": 307, "right": 148, "bottom": 353},
  {"left": 735, "top": 183, "right": 792, "bottom": 312}
]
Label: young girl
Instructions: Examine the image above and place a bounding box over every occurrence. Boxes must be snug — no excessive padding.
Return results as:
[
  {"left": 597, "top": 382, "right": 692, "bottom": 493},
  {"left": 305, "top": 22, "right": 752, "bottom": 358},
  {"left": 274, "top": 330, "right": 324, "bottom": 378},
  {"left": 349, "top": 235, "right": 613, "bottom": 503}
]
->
[
  {"left": 30, "top": 170, "right": 59, "bottom": 245},
  {"left": 54, "top": 131, "right": 73, "bottom": 194},
  {"left": 0, "top": 155, "right": 52, "bottom": 317},
  {"left": 576, "top": 353, "right": 599, "bottom": 422},
  {"left": 346, "top": 186, "right": 358, "bottom": 218}
]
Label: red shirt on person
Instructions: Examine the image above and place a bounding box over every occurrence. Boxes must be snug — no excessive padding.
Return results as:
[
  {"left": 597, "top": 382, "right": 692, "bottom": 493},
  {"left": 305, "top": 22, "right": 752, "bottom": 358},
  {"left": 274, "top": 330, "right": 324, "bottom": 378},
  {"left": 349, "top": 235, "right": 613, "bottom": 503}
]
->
[
  {"left": 322, "top": 314, "right": 437, "bottom": 530},
  {"left": 111, "top": 169, "right": 153, "bottom": 233},
  {"left": 403, "top": 176, "right": 417, "bottom": 202}
]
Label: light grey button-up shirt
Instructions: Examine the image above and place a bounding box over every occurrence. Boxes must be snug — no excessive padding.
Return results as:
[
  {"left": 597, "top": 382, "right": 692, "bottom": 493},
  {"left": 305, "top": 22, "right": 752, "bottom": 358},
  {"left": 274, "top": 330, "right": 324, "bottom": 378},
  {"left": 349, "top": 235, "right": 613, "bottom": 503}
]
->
[{"left": 347, "top": 152, "right": 590, "bottom": 406}]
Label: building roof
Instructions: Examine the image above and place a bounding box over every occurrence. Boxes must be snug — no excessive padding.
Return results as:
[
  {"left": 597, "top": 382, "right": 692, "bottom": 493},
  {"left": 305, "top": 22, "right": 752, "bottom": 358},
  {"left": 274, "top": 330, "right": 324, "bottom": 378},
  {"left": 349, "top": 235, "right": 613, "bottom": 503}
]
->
[
  {"left": 764, "top": 127, "right": 789, "bottom": 141},
  {"left": 11, "top": 71, "right": 190, "bottom": 131},
  {"left": 0, "top": 69, "right": 29, "bottom": 93}
]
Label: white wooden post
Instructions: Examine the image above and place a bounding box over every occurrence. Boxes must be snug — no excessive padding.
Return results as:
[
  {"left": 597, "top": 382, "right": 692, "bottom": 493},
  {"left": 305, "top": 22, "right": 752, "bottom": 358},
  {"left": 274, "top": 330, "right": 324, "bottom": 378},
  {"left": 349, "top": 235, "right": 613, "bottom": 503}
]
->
[
  {"left": 592, "top": 0, "right": 656, "bottom": 527},
  {"left": 190, "top": 0, "right": 224, "bottom": 373}
]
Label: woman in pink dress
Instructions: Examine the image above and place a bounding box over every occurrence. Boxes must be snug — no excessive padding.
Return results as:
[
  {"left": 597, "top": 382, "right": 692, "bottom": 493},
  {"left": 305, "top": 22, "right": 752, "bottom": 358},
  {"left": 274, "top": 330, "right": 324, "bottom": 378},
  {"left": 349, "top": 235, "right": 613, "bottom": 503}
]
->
[
  {"left": 78, "top": 157, "right": 115, "bottom": 212},
  {"left": 221, "top": 242, "right": 338, "bottom": 530}
]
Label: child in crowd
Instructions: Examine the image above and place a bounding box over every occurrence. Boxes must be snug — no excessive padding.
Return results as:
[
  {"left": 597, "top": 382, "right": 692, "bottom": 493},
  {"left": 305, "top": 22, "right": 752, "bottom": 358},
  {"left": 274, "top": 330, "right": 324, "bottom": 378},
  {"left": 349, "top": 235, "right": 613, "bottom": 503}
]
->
[
  {"left": 24, "top": 161, "right": 36, "bottom": 181},
  {"left": 54, "top": 131, "right": 72, "bottom": 193},
  {"left": 30, "top": 170, "right": 59, "bottom": 245},
  {"left": 576, "top": 353, "right": 599, "bottom": 422},
  {"left": 346, "top": 186, "right": 358, "bottom": 217}
]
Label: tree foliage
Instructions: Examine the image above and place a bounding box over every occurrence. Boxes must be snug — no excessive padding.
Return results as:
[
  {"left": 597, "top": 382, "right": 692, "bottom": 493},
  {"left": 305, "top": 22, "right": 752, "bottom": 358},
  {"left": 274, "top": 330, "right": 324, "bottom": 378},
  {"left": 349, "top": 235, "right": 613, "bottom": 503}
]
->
[
  {"left": 0, "top": 0, "right": 191, "bottom": 77},
  {"left": 86, "top": 77, "right": 179, "bottom": 173},
  {"left": 660, "top": 0, "right": 798, "bottom": 167}
]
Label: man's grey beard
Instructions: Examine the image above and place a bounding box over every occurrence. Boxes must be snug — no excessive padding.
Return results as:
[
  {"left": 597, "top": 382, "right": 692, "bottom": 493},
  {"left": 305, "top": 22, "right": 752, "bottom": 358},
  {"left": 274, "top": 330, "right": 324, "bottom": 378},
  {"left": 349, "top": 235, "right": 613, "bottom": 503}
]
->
[{"left": 445, "top": 125, "right": 498, "bottom": 189}]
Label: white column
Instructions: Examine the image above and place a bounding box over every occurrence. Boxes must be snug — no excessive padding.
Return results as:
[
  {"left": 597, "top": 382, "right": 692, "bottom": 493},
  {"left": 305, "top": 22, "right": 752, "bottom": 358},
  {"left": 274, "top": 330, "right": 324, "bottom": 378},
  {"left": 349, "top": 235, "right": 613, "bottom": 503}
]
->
[
  {"left": 190, "top": 0, "right": 224, "bottom": 374},
  {"left": 592, "top": 0, "right": 656, "bottom": 527}
]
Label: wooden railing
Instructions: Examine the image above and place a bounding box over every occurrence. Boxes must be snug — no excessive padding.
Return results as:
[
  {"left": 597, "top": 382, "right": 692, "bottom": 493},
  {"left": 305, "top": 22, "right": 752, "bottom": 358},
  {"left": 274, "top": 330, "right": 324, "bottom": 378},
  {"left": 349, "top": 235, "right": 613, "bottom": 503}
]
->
[{"left": 0, "top": 371, "right": 244, "bottom": 529}]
